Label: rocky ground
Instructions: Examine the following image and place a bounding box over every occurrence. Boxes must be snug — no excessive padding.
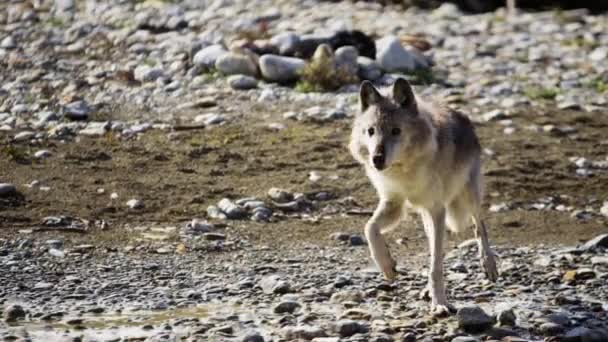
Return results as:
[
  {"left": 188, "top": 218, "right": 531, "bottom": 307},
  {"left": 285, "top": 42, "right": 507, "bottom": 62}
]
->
[{"left": 1, "top": 0, "right": 608, "bottom": 341}]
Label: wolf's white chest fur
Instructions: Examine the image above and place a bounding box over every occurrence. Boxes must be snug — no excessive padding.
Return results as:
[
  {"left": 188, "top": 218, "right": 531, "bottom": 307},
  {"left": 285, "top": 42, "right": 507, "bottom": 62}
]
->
[{"left": 365, "top": 163, "right": 442, "bottom": 208}]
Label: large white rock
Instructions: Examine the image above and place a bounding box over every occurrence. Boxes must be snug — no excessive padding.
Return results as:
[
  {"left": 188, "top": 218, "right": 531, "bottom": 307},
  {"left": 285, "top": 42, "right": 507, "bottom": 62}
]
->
[
  {"left": 215, "top": 53, "right": 258, "bottom": 76},
  {"left": 259, "top": 55, "right": 305, "bottom": 83},
  {"left": 376, "top": 35, "right": 425, "bottom": 73}
]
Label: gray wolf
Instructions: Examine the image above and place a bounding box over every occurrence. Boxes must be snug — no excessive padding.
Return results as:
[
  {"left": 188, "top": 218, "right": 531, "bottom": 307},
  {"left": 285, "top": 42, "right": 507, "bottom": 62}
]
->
[{"left": 349, "top": 78, "right": 499, "bottom": 316}]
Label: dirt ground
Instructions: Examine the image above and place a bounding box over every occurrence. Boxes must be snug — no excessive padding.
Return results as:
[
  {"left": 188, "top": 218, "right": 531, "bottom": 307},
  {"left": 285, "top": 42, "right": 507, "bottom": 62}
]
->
[{"left": 1, "top": 106, "right": 607, "bottom": 256}]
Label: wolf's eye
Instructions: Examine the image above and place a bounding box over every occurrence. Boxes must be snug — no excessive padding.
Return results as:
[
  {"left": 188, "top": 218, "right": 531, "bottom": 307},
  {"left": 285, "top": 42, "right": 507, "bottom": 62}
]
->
[
  {"left": 367, "top": 128, "right": 375, "bottom": 136},
  {"left": 392, "top": 128, "right": 401, "bottom": 136}
]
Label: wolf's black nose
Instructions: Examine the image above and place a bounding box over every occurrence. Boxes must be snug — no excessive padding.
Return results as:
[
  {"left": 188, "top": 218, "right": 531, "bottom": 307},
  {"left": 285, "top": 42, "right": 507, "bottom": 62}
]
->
[{"left": 372, "top": 154, "right": 385, "bottom": 170}]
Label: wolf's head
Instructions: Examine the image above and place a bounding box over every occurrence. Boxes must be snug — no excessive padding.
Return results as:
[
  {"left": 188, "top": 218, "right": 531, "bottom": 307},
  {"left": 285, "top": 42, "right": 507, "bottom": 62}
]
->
[{"left": 350, "top": 78, "right": 432, "bottom": 171}]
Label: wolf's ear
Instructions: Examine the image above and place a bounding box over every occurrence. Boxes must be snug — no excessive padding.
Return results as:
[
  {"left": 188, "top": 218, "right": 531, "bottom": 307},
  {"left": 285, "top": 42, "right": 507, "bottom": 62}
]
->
[
  {"left": 392, "top": 78, "right": 416, "bottom": 110},
  {"left": 359, "top": 80, "right": 382, "bottom": 112}
]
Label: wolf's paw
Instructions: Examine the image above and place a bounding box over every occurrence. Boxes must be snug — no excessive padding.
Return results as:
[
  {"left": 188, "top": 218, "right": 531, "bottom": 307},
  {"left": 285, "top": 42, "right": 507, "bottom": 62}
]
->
[
  {"left": 481, "top": 253, "right": 499, "bottom": 282},
  {"left": 431, "top": 303, "right": 456, "bottom": 318},
  {"left": 382, "top": 263, "right": 398, "bottom": 281}
]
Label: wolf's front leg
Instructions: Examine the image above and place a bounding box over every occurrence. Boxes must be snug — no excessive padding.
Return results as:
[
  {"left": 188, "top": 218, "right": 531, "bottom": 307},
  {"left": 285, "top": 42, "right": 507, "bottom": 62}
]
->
[
  {"left": 420, "top": 207, "right": 454, "bottom": 316},
  {"left": 365, "top": 200, "right": 402, "bottom": 281}
]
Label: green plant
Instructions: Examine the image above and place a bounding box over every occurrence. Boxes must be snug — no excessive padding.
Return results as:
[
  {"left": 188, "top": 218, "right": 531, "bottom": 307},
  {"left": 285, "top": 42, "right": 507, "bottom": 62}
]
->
[
  {"left": 523, "top": 86, "right": 559, "bottom": 100},
  {"left": 2, "top": 145, "right": 29, "bottom": 163},
  {"left": 47, "top": 16, "right": 66, "bottom": 28},
  {"left": 296, "top": 53, "right": 358, "bottom": 93},
  {"left": 586, "top": 78, "right": 608, "bottom": 93},
  {"left": 408, "top": 68, "right": 436, "bottom": 85}
]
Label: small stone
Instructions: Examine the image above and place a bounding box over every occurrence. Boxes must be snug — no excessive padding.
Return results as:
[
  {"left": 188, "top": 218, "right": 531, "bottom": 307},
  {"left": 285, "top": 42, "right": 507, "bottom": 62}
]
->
[
  {"left": 457, "top": 305, "right": 494, "bottom": 333},
  {"left": 193, "top": 45, "right": 227, "bottom": 68},
  {"left": 241, "top": 331, "right": 265, "bottom": 342},
  {"left": 273, "top": 301, "right": 301, "bottom": 314},
  {"left": 341, "top": 308, "right": 372, "bottom": 321},
  {"left": 283, "top": 325, "right": 327, "bottom": 340},
  {"left": 217, "top": 198, "right": 247, "bottom": 219},
  {"left": 48, "top": 248, "right": 65, "bottom": 258},
  {"left": 358, "top": 56, "right": 383, "bottom": 81},
  {"left": 489, "top": 203, "right": 510, "bottom": 212},
  {"left": 331, "top": 232, "right": 350, "bottom": 242},
  {"left": 582, "top": 234, "right": 608, "bottom": 251},
  {"left": 451, "top": 337, "right": 480, "bottom": 342},
  {"left": 3, "top": 304, "right": 26, "bottom": 322},
  {"left": 0, "top": 183, "right": 17, "bottom": 197},
  {"left": 563, "top": 270, "right": 577, "bottom": 282},
  {"left": 481, "top": 110, "right": 507, "bottom": 122},
  {"left": 335, "top": 319, "right": 367, "bottom": 337},
  {"left": 14, "top": 131, "right": 35, "bottom": 141},
  {"left": 564, "top": 326, "right": 601, "bottom": 341},
  {"left": 591, "top": 256, "right": 608, "bottom": 265},
  {"left": 271, "top": 32, "right": 300, "bottom": 55},
  {"left": 207, "top": 205, "right": 227, "bottom": 220},
  {"left": 185, "top": 219, "right": 212, "bottom": 234},
  {"left": 590, "top": 47, "right": 608, "bottom": 62},
  {"left": 539, "top": 322, "right": 564, "bottom": 336},
  {"left": 34, "top": 281, "right": 54, "bottom": 290},
  {"left": 259, "top": 54, "right": 306, "bottom": 83},
  {"left": 349, "top": 235, "right": 366, "bottom": 246},
  {"left": 0, "top": 36, "right": 16, "bottom": 49},
  {"left": 194, "top": 113, "right": 226, "bottom": 126},
  {"left": 497, "top": 309, "right": 517, "bottom": 326},
  {"left": 80, "top": 122, "right": 109, "bottom": 136},
  {"left": 126, "top": 199, "right": 144, "bottom": 210},
  {"left": 268, "top": 188, "right": 293, "bottom": 203},
  {"left": 64, "top": 101, "right": 91, "bottom": 121},
  {"left": 34, "top": 150, "right": 52, "bottom": 159},
  {"left": 203, "top": 233, "right": 226, "bottom": 241},
  {"left": 134, "top": 65, "right": 164, "bottom": 83},
  {"left": 228, "top": 75, "right": 258, "bottom": 90},
  {"left": 260, "top": 275, "right": 291, "bottom": 294}
]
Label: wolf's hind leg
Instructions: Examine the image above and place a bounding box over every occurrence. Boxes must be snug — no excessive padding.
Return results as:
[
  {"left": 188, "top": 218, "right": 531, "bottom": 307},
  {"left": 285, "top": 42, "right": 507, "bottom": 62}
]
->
[
  {"left": 365, "top": 199, "right": 403, "bottom": 281},
  {"left": 472, "top": 214, "right": 499, "bottom": 281}
]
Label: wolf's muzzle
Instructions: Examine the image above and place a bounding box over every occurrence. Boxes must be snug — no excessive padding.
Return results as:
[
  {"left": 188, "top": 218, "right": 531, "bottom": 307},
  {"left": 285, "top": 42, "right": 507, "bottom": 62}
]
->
[{"left": 372, "top": 154, "right": 385, "bottom": 170}]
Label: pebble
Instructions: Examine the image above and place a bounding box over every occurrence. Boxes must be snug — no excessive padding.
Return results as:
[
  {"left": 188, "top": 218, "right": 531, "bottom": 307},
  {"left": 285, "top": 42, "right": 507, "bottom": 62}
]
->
[
  {"left": 457, "top": 305, "right": 494, "bottom": 333},
  {"left": 335, "top": 319, "right": 367, "bottom": 337},
  {"left": 358, "top": 56, "right": 383, "bottom": 81},
  {"left": 581, "top": 234, "right": 608, "bottom": 251},
  {"left": 13, "top": 131, "right": 35, "bottom": 141},
  {"left": 0, "top": 36, "right": 16, "bottom": 49},
  {"left": 34, "top": 150, "right": 52, "bottom": 159},
  {"left": 481, "top": 110, "right": 508, "bottom": 122},
  {"left": 0, "top": 183, "right": 17, "bottom": 197},
  {"left": 260, "top": 275, "right": 292, "bottom": 294},
  {"left": 126, "top": 199, "right": 144, "bottom": 210},
  {"left": 228, "top": 75, "right": 258, "bottom": 90},
  {"left": 268, "top": 188, "right": 293, "bottom": 203},
  {"left": 217, "top": 198, "right": 247, "bottom": 219},
  {"left": 273, "top": 301, "right": 301, "bottom": 314},
  {"left": 134, "top": 65, "right": 164, "bottom": 83},
  {"left": 63, "top": 101, "right": 92, "bottom": 121},
  {"left": 283, "top": 325, "right": 327, "bottom": 340},
  {"left": 3, "top": 304, "right": 26, "bottom": 322},
  {"left": 193, "top": 45, "right": 227, "bottom": 68},
  {"left": 497, "top": 309, "right": 517, "bottom": 327}
]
